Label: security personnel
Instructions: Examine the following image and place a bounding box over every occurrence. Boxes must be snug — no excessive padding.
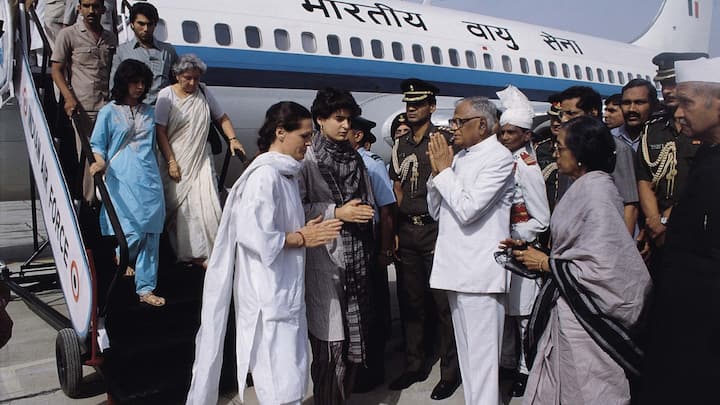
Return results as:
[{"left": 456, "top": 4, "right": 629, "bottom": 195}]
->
[
  {"left": 532, "top": 94, "right": 562, "bottom": 214},
  {"left": 388, "top": 78, "right": 460, "bottom": 400},
  {"left": 346, "top": 116, "right": 397, "bottom": 392},
  {"left": 636, "top": 52, "right": 706, "bottom": 278}
]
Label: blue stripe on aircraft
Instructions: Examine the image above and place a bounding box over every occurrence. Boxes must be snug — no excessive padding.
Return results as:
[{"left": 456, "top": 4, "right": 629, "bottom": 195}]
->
[{"left": 176, "top": 45, "right": 624, "bottom": 97}]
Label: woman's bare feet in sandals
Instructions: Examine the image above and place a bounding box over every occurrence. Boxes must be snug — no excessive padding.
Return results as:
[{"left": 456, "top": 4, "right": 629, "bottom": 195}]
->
[{"left": 139, "top": 292, "right": 165, "bottom": 307}]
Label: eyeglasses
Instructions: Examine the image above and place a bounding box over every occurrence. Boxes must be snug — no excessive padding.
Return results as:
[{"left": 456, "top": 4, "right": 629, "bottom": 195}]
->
[
  {"left": 448, "top": 116, "right": 484, "bottom": 129},
  {"left": 552, "top": 142, "right": 569, "bottom": 152}
]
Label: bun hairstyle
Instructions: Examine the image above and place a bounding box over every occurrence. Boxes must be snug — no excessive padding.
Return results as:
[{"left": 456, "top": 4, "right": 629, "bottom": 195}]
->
[
  {"left": 257, "top": 101, "right": 312, "bottom": 153},
  {"left": 563, "top": 116, "right": 617, "bottom": 174}
]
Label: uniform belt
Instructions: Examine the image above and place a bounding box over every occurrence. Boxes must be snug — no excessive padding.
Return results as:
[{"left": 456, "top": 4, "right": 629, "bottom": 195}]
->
[
  {"left": 511, "top": 203, "right": 530, "bottom": 224},
  {"left": 401, "top": 213, "right": 435, "bottom": 226}
]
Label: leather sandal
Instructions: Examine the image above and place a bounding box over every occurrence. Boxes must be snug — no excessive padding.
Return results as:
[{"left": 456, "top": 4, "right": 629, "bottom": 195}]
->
[{"left": 139, "top": 292, "right": 165, "bottom": 307}]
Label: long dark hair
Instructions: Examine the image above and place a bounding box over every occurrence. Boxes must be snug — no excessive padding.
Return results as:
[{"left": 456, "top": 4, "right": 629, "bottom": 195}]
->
[
  {"left": 257, "top": 101, "right": 312, "bottom": 153},
  {"left": 110, "top": 59, "right": 153, "bottom": 103}
]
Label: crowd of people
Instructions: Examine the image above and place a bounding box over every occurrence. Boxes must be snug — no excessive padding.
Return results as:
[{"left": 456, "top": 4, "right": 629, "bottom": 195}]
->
[{"left": 37, "top": 1, "right": 720, "bottom": 404}]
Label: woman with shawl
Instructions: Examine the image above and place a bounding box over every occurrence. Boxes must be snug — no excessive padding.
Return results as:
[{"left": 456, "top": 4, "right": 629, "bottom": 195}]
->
[
  {"left": 185, "top": 102, "right": 341, "bottom": 405},
  {"left": 501, "top": 116, "right": 651, "bottom": 404},
  {"left": 299, "top": 87, "right": 376, "bottom": 404},
  {"left": 155, "top": 54, "right": 245, "bottom": 267},
  {"left": 89, "top": 59, "right": 166, "bottom": 306}
]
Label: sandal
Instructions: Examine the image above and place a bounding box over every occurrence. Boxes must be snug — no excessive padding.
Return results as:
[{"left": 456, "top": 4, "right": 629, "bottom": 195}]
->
[
  {"left": 139, "top": 292, "right": 166, "bottom": 307},
  {"left": 124, "top": 267, "right": 135, "bottom": 277}
]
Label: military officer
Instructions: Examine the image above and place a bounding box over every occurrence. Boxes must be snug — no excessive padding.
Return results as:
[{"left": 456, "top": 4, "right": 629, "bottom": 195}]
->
[
  {"left": 388, "top": 78, "right": 460, "bottom": 400},
  {"left": 636, "top": 52, "right": 706, "bottom": 277}
]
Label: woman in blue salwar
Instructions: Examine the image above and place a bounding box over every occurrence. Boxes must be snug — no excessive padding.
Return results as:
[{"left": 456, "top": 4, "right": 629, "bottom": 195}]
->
[{"left": 89, "top": 59, "right": 166, "bottom": 307}]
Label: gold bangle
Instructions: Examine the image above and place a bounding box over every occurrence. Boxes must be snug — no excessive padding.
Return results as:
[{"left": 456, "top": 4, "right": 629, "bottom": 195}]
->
[
  {"left": 167, "top": 159, "right": 176, "bottom": 164},
  {"left": 229, "top": 138, "right": 239, "bottom": 142},
  {"left": 296, "top": 231, "right": 306, "bottom": 247}
]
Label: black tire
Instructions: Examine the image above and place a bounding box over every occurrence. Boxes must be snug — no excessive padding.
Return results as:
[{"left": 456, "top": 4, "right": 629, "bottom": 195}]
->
[{"left": 56, "top": 328, "right": 82, "bottom": 398}]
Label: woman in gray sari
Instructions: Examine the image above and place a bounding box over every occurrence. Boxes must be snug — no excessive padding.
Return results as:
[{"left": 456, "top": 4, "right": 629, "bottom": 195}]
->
[{"left": 501, "top": 116, "right": 652, "bottom": 405}]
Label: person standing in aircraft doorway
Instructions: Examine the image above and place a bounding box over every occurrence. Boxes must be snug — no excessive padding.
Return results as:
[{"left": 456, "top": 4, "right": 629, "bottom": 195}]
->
[{"left": 388, "top": 78, "right": 461, "bottom": 401}]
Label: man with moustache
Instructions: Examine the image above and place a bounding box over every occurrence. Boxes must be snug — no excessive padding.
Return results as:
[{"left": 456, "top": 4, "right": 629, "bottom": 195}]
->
[
  {"left": 640, "top": 57, "right": 720, "bottom": 405},
  {"left": 388, "top": 78, "right": 460, "bottom": 400},
  {"left": 635, "top": 53, "right": 706, "bottom": 278},
  {"left": 110, "top": 2, "right": 177, "bottom": 105},
  {"left": 427, "top": 96, "right": 514, "bottom": 405}
]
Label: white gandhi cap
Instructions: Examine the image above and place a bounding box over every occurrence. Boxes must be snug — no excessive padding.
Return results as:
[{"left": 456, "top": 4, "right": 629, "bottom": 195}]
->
[{"left": 675, "top": 57, "right": 720, "bottom": 84}]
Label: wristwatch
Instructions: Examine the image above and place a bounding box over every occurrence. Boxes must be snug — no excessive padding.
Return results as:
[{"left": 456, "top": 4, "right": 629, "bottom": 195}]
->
[
  {"left": 660, "top": 216, "right": 668, "bottom": 225},
  {"left": 385, "top": 250, "right": 394, "bottom": 258}
]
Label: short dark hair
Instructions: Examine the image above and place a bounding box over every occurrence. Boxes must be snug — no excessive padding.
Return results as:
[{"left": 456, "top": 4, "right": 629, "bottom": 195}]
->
[
  {"left": 621, "top": 79, "right": 659, "bottom": 110},
  {"left": 605, "top": 94, "right": 622, "bottom": 106},
  {"left": 562, "top": 115, "right": 616, "bottom": 173},
  {"left": 111, "top": 59, "right": 152, "bottom": 103},
  {"left": 558, "top": 86, "right": 602, "bottom": 116},
  {"left": 257, "top": 101, "right": 312, "bottom": 153},
  {"left": 130, "top": 2, "right": 159, "bottom": 24},
  {"left": 310, "top": 87, "right": 361, "bottom": 123}
]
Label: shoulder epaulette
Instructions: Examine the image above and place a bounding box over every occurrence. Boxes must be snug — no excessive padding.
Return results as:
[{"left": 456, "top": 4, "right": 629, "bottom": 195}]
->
[
  {"left": 370, "top": 152, "right": 383, "bottom": 162},
  {"left": 520, "top": 151, "right": 537, "bottom": 165}
]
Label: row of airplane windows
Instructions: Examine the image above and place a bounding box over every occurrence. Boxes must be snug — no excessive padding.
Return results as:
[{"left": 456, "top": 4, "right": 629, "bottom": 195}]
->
[{"left": 179, "top": 20, "right": 655, "bottom": 87}]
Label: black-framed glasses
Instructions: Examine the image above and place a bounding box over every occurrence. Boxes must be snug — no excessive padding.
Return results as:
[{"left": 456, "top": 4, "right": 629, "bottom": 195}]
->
[
  {"left": 552, "top": 142, "right": 569, "bottom": 152},
  {"left": 448, "top": 116, "right": 484, "bottom": 129}
]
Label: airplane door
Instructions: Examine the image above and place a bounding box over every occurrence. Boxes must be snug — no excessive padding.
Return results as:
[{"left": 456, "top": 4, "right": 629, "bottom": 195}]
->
[{"left": 0, "top": 0, "right": 15, "bottom": 108}]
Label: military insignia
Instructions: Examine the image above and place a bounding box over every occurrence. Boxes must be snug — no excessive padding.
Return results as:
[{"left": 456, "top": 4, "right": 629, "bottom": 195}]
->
[
  {"left": 692, "top": 139, "right": 702, "bottom": 145},
  {"left": 520, "top": 151, "right": 537, "bottom": 165}
]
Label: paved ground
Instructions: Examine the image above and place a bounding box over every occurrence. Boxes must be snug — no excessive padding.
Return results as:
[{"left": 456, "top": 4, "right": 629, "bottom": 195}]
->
[{"left": 0, "top": 201, "right": 522, "bottom": 404}]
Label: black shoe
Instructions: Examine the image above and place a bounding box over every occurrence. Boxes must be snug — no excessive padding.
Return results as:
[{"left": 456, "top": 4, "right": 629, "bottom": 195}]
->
[
  {"left": 510, "top": 373, "right": 528, "bottom": 397},
  {"left": 388, "top": 370, "right": 429, "bottom": 390},
  {"left": 430, "top": 378, "right": 461, "bottom": 400}
]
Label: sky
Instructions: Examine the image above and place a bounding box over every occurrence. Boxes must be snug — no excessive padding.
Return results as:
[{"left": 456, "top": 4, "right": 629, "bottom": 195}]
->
[{"left": 408, "top": 0, "right": 719, "bottom": 57}]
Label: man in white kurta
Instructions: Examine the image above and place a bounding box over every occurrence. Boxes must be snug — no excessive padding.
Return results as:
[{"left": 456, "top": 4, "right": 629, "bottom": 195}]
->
[
  {"left": 427, "top": 97, "right": 515, "bottom": 405},
  {"left": 186, "top": 152, "right": 308, "bottom": 405}
]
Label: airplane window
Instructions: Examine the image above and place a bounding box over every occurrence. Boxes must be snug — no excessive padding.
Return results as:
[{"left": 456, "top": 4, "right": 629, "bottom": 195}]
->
[
  {"left": 449, "top": 49, "right": 460, "bottom": 67},
  {"left": 585, "top": 67, "right": 593, "bottom": 81},
  {"left": 561, "top": 63, "right": 570, "bottom": 78},
  {"left": 534, "top": 59, "right": 544, "bottom": 75},
  {"left": 618, "top": 71, "right": 625, "bottom": 84},
  {"left": 645, "top": 75, "right": 651, "bottom": 82},
  {"left": 628, "top": 72, "right": 634, "bottom": 82},
  {"left": 412, "top": 44, "right": 424, "bottom": 63},
  {"left": 483, "top": 53, "right": 493, "bottom": 69},
  {"left": 608, "top": 70, "right": 615, "bottom": 83},
  {"left": 466, "top": 51, "right": 477, "bottom": 69},
  {"left": 574, "top": 65, "right": 582, "bottom": 79},
  {"left": 350, "top": 37, "right": 363, "bottom": 57},
  {"left": 245, "top": 26, "right": 261, "bottom": 48},
  {"left": 371, "top": 39, "right": 384, "bottom": 59},
  {"left": 302, "top": 32, "right": 317, "bottom": 53},
  {"left": 327, "top": 35, "right": 341, "bottom": 55},
  {"left": 155, "top": 19, "right": 168, "bottom": 42},
  {"left": 520, "top": 57, "right": 529, "bottom": 74},
  {"left": 431, "top": 46, "right": 442, "bottom": 65},
  {"left": 597, "top": 68, "right": 605, "bottom": 82},
  {"left": 502, "top": 55, "right": 512, "bottom": 72},
  {"left": 274, "top": 29, "right": 290, "bottom": 51},
  {"left": 392, "top": 42, "right": 404, "bottom": 60},
  {"left": 182, "top": 21, "right": 200, "bottom": 44},
  {"left": 214, "top": 23, "right": 231, "bottom": 46},
  {"left": 549, "top": 61, "right": 557, "bottom": 77},
  {"left": 637, "top": 74, "right": 643, "bottom": 79}
]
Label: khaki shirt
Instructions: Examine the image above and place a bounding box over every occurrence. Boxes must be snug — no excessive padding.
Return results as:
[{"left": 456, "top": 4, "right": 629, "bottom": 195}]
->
[{"left": 51, "top": 21, "right": 117, "bottom": 112}]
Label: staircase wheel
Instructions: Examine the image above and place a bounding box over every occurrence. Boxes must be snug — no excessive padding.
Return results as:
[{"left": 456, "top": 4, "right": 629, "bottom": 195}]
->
[{"left": 56, "top": 327, "right": 83, "bottom": 398}]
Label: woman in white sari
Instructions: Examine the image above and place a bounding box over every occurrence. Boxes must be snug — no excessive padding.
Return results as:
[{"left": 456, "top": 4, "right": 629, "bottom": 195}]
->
[{"left": 155, "top": 54, "right": 245, "bottom": 267}]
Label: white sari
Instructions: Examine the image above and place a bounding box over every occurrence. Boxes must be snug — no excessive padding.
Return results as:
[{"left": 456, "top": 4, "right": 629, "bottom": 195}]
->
[{"left": 159, "top": 85, "right": 221, "bottom": 262}]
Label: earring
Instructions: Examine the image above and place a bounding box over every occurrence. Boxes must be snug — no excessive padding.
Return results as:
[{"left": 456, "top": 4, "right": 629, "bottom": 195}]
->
[{"left": 578, "top": 162, "right": 582, "bottom": 167}]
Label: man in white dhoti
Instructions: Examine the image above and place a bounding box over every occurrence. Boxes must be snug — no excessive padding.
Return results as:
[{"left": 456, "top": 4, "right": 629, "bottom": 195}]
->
[
  {"left": 427, "top": 96, "right": 515, "bottom": 405},
  {"left": 496, "top": 86, "right": 551, "bottom": 397},
  {"left": 185, "top": 101, "right": 342, "bottom": 405}
]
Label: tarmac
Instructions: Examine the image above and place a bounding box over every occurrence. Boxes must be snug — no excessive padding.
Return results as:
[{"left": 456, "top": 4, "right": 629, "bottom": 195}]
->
[{"left": 0, "top": 200, "right": 523, "bottom": 405}]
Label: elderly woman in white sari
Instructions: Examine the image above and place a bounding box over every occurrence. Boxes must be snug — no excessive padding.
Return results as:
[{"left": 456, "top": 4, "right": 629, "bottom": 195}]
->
[
  {"left": 155, "top": 54, "right": 245, "bottom": 267},
  {"left": 185, "top": 101, "right": 342, "bottom": 405},
  {"left": 500, "top": 116, "right": 652, "bottom": 405}
]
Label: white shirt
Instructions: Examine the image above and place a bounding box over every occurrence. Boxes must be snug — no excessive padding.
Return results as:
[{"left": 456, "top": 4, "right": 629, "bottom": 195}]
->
[
  {"left": 511, "top": 146, "right": 551, "bottom": 241},
  {"left": 427, "top": 135, "right": 515, "bottom": 293}
]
